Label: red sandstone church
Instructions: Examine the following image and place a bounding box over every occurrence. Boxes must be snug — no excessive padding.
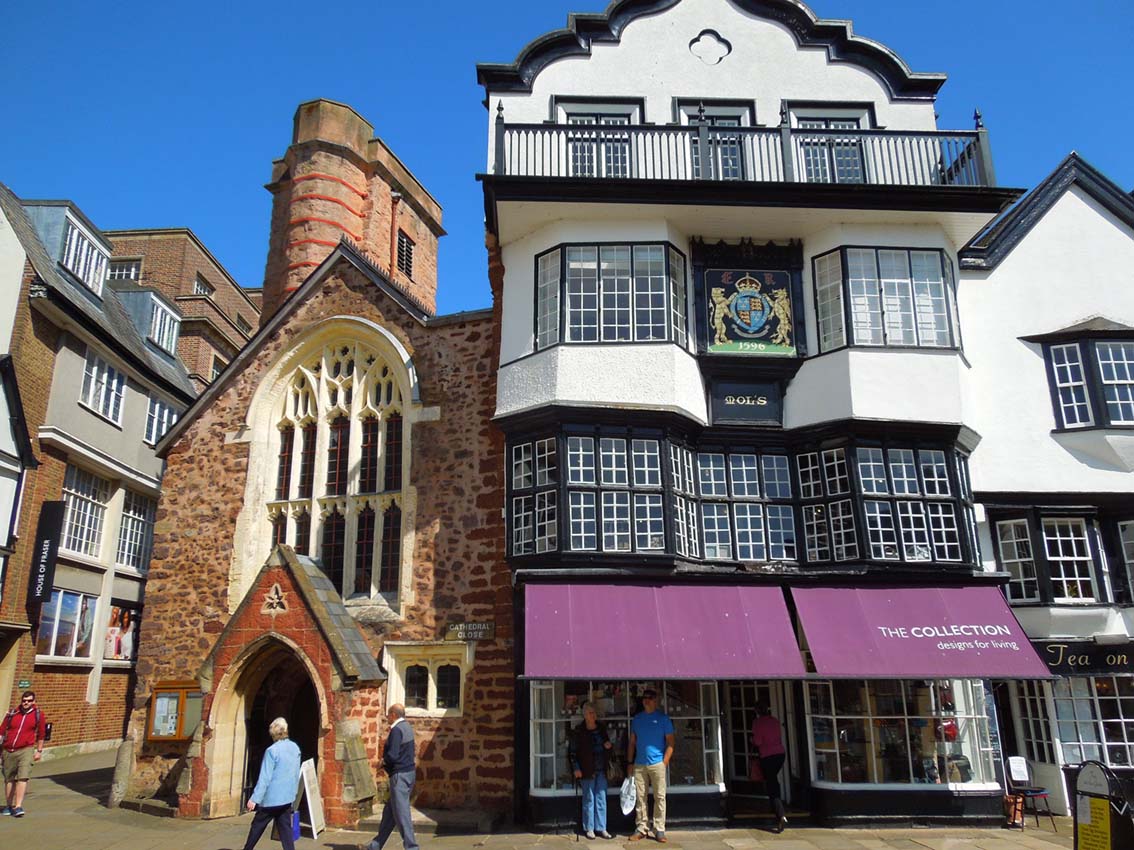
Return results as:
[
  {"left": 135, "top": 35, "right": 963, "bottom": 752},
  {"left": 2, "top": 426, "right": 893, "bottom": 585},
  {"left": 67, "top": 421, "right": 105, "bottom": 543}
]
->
[{"left": 121, "top": 100, "right": 513, "bottom": 826}]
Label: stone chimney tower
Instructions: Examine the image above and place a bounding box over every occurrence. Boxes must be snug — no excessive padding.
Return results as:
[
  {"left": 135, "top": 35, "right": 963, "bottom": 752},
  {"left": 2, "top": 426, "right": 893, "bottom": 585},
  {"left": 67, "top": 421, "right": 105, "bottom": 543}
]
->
[{"left": 260, "top": 99, "right": 445, "bottom": 324}]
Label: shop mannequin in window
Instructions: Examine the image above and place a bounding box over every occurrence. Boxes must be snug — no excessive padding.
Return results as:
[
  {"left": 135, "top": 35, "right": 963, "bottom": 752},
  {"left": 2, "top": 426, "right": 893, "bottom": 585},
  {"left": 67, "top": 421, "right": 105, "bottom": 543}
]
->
[
  {"left": 751, "top": 701, "right": 787, "bottom": 833},
  {"left": 569, "top": 702, "right": 614, "bottom": 840}
]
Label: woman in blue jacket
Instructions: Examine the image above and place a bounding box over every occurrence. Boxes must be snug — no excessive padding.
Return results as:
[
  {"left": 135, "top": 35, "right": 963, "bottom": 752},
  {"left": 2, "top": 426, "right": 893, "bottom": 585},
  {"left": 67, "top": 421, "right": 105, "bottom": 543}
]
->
[{"left": 243, "top": 717, "right": 302, "bottom": 850}]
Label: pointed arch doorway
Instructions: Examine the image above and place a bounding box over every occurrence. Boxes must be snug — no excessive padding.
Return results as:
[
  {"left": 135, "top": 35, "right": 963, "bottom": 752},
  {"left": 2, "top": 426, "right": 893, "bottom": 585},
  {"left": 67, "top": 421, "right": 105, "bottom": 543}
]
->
[{"left": 202, "top": 636, "right": 328, "bottom": 818}]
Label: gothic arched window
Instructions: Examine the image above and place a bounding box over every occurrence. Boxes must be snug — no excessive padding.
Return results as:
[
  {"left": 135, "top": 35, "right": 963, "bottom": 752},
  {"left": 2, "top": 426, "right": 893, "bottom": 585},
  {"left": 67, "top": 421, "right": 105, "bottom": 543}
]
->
[{"left": 267, "top": 341, "right": 405, "bottom": 599}]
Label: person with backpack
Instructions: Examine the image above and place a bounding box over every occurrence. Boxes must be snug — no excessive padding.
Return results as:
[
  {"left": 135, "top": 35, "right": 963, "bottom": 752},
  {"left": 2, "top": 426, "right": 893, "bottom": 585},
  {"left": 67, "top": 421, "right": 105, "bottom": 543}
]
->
[{"left": 1, "top": 690, "right": 47, "bottom": 817}]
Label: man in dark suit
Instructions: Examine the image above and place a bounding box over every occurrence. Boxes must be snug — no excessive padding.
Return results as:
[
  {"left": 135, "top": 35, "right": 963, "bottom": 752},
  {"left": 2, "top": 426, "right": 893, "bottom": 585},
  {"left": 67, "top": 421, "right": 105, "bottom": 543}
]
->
[{"left": 361, "top": 704, "right": 420, "bottom": 850}]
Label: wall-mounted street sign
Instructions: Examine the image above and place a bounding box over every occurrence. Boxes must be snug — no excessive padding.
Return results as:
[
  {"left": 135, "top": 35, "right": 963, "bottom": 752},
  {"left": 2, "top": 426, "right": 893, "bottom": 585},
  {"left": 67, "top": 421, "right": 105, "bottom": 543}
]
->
[
  {"left": 710, "top": 380, "right": 783, "bottom": 426},
  {"left": 18, "top": 680, "right": 31, "bottom": 690},
  {"left": 27, "top": 501, "right": 65, "bottom": 605},
  {"left": 445, "top": 622, "right": 495, "bottom": 641},
  {"left": 706, "top": 269, "right": 795, "bottom": 356}
]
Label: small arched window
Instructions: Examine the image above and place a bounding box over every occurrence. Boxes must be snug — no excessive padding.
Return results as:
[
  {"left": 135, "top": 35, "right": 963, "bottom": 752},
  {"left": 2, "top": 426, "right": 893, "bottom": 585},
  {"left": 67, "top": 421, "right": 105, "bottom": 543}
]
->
[{"left": 268, "top": 341, "right": 406, "bottom": 599}]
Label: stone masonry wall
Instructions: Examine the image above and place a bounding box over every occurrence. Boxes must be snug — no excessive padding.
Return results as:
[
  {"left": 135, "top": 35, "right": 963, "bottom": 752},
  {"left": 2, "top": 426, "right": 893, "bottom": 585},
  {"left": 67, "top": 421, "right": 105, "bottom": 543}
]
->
[{"left": 128, "top": 258, "right": 509, "bottom": 818}]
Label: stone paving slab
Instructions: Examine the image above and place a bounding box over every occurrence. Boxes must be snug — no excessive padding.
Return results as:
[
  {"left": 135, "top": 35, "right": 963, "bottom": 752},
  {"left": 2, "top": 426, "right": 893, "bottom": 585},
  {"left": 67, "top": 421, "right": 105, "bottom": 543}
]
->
[{"left": 1, "top": 752, "right": 1074, "bottom": 850}]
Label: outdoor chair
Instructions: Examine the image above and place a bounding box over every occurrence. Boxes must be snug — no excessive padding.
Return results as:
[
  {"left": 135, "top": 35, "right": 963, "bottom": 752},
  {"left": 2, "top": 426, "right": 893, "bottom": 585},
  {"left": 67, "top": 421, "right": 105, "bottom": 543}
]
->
[{"left": 1005, "top": 756, "right": 1057, "bottom": 831}]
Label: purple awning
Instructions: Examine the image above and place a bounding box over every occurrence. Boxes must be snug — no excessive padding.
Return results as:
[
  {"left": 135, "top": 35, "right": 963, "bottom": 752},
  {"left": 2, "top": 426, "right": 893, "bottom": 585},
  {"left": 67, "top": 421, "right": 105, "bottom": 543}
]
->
[
  {"left": 792, "top": 586, "right": 1050, "bottom": 679},
  {"left": 524, "top": 584, "right": 805, "bottom": 679}
]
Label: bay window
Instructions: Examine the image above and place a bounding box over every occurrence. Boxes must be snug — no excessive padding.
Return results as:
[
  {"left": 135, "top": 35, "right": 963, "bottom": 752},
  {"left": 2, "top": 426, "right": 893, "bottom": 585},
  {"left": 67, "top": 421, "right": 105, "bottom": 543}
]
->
[
  {"left": 993, "top": 511, "right": 1106, "bottom": 605},
  {"left": 807, "top": 679, "right": 994, "bottom": 786},
  {"left": 507, "top": 431, "right": 972, "bottom": 569},
  {"left": 534, "top": 243, "right": 688, "bottom": 351},
  {"left": 812, "top": 247, "right": 958, "bottom": 352},
  {"left": 1044, "top": 339, "right": 1134, "bottom": 429}
]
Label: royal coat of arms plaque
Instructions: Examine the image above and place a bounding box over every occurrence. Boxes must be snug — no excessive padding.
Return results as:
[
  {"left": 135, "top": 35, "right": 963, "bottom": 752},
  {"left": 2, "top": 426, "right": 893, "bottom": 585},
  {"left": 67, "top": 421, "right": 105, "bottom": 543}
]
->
[{"left": 705, "top": 269, "right": 795, "bottom": 356}]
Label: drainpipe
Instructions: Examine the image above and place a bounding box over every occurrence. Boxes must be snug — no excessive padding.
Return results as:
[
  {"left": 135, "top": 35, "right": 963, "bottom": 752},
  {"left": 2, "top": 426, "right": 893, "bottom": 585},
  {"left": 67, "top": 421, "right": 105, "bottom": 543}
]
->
[{"left": 389, "top": 191, "right": 402, "bottom": 275}]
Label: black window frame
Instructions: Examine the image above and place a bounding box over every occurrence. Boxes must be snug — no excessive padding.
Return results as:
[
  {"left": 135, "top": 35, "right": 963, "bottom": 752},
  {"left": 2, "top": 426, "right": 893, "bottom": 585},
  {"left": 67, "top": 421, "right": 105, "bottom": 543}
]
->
[
  {"left": 990, "top": 508, "right": 1110, "bottom": 606},
  {"left": 1043, "top": 338, "right": 1134, "bottom": 431}
]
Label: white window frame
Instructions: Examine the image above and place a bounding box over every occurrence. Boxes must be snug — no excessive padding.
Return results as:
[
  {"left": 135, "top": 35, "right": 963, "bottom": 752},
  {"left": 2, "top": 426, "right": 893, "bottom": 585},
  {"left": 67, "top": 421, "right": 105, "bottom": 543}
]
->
[
  {"left": 383, "top": 642, "right": 473, "bottom": 718},
  {"left": 1042, "top": 518, "right": 1098, "bottom": 602},
  {"left": 1049, "top": 343, "right": 1095, "bottom": 427},
  {"left": 80, "top": 350, "right": 126, "bottom": 425},
  {"left": 1095, "top": 342, "right": 1134, "bottom": 425},
  {"left": 61, "top": 217, "right": 109, "bottom": 296},
  {"left": 107, "top": 258, "right": 141, "bottom": 280},
  {"left": 1051, "top": 676, "right": 1134, "bottom": 767},
  {"left": 35, "top": 588, "right": 100, "bottom": 660},
  {"left": 116, "top": 489, "right": 156, "bottom": 572},
  {"left": 996, "top": 519, "right": 1040, "bottom": 603},
  {"left": 61, "top": 465, "right": 112, "bottom": 557},
  {"left": 193, "top": 274, "right": 215, "bottom": 297},
  {"left": 145, "top": 396, "right": 179, "bottom": 445},
  {"left": 149, "top": 297, "right": 180, "bottom": 353}
]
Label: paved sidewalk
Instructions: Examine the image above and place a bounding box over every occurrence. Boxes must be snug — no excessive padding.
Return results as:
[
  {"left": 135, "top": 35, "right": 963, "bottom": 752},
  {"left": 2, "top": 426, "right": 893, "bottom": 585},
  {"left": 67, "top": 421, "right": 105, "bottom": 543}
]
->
[{"left": 1, "top": 751, "right": 1074, "bottom": 850}]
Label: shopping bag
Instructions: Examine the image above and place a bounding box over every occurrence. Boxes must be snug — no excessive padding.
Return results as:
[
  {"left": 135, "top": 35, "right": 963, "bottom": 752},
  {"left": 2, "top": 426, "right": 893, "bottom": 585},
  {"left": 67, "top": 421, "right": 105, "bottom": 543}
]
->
[
  {"left": 748, "top": 757, "right": 764, "bottom": 782},
  {"left": 619, "top": 776, "right": 637, "bottom": 815},
  {"left": 270, "top": 809, "right": 302, "bottom": 842}
]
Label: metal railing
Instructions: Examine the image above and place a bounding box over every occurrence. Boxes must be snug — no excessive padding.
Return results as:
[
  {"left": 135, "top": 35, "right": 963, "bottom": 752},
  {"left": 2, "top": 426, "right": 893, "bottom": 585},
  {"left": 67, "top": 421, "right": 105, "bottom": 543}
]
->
[{"left": 492, "top": 109, "right": 996, "bottom": 188}]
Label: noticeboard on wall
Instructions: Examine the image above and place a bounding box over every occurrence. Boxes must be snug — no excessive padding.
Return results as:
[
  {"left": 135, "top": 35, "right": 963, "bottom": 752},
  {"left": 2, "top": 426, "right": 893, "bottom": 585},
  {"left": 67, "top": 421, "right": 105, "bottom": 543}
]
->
[{"left": 705, "top": 269, "right": 795, "bottom": 356}]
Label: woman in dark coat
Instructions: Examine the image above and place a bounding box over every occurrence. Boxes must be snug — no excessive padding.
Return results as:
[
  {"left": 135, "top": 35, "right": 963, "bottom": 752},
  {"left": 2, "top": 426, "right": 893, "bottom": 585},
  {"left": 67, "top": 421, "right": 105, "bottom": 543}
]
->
[{"left": 568, "top": 702, "right": 614, "bottom": 839}]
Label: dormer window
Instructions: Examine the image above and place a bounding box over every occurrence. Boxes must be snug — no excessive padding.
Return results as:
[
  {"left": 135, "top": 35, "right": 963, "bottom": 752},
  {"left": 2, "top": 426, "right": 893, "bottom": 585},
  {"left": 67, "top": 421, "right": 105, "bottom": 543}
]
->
[
  {"left": 149, "top": 297, "right": 180, "bottom": 353},
  {"left": 62, "top": 218, "right": 109, "bottom": 296}
]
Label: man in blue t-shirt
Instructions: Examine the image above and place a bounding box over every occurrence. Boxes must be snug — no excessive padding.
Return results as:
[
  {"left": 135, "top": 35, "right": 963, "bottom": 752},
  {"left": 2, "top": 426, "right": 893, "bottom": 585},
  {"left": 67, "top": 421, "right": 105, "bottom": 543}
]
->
[{"left": 626, "top": 688, "right": 675, "bottom": 843}]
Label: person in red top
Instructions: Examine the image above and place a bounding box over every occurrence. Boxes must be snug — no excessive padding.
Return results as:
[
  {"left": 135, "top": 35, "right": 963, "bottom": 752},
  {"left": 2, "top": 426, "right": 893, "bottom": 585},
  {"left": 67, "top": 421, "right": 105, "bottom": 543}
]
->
[
  {"left": 750, "top": 701, "right": 787, "bottom": 833},
  {"left": 1, "top": 690, "right": 47, "bottom": 817}
]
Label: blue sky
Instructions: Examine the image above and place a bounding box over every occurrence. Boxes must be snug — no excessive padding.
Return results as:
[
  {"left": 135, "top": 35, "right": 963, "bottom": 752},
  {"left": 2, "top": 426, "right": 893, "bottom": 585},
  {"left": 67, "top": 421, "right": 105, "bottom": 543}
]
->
[{"left": 2, "top": 1, "right": 1131, "bottom": 315}]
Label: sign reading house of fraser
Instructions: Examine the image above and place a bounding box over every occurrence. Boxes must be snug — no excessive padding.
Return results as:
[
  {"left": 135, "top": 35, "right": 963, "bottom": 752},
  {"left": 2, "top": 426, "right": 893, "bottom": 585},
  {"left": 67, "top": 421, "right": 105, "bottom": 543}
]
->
[
  {"left": 27, "top": 501, "right": 65, "bottom": 605},
  {"left": 706, "top": 269, "right": 794, "bottom": 356}
]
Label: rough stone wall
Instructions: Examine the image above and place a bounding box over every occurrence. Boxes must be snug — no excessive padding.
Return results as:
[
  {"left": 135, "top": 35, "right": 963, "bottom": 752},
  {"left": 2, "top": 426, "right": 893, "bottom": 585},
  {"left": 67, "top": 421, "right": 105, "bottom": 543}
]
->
[{"left": 129, "top": 258, "right": 509, "bottom": 819}]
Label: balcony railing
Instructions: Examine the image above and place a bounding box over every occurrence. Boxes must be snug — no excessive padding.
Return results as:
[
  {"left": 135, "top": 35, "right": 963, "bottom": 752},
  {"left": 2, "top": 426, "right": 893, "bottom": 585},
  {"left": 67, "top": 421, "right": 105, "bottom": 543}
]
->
[{"left": 492, "top": 112, "right": 996, "bottom": 189}]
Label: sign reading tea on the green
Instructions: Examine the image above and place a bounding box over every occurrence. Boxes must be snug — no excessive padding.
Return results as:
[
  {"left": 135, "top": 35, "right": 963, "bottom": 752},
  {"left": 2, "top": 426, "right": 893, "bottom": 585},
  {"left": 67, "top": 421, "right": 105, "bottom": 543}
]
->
[{"left": 705, "top": 269, "right": 795, "bottom": 356}]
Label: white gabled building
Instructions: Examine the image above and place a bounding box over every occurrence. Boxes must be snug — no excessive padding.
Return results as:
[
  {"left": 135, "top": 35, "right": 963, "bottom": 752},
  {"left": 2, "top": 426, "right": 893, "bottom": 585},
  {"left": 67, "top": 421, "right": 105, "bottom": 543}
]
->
[
  {"left": 960, "top": 153, "right": 1134, "bottom": 814},
  {"left": 477, "top": 0, "right": 1055, "bottom": 829}
]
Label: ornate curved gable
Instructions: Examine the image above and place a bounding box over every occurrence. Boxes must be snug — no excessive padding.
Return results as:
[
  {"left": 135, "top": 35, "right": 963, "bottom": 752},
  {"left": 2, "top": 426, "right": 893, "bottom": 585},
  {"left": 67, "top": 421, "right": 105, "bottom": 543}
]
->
[{"left": 476, "top": 0, "right": 946, "bottom": 101}]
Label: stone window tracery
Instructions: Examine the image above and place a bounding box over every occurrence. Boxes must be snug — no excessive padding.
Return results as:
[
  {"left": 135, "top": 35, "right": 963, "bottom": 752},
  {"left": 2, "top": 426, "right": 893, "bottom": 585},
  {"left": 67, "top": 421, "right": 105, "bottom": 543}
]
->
[{"left": 268, "top": 341, "right": 406, "bottom": 599}]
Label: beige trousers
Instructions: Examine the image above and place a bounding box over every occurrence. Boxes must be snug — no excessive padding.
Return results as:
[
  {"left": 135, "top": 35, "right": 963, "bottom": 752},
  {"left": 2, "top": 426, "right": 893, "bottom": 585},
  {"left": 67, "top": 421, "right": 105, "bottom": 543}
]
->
[{"left": 633, "top": 762, "right": 667, "bottom": 834}]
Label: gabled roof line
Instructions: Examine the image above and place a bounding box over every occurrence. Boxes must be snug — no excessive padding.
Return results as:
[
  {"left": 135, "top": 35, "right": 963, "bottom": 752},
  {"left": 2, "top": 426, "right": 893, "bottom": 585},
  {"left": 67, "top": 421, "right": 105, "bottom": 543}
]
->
[
  {"left": 155, "top": 238, "right": 431, "bottom": 455},
  {"left": 476, "top": 0, "right": 946, "bottom": 102},
  {"left": 961, "top": 152, "right": 1134, "bottom": 270}
]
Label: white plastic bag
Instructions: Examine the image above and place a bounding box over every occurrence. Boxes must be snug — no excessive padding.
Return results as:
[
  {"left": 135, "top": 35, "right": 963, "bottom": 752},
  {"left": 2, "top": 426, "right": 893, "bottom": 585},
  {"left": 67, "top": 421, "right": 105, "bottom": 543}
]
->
[{"left": 619, "top": 776, "right": 636, "bottom": 815}]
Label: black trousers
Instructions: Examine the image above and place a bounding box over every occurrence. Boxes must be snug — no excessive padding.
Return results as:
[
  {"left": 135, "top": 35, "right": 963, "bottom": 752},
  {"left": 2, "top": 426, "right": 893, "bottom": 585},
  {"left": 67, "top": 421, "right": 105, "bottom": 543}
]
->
[
  {"left": 243, "top": 803, "right": 295, "bottom": 850},
  {"left": 760, "top": 754, "right": 786, "bottom": 802}
]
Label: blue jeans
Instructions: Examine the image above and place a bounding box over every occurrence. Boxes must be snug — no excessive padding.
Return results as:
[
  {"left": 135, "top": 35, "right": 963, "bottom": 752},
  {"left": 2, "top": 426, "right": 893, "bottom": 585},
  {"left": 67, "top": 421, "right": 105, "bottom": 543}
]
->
[{"left": 580, "top": 773, "right": 608, "bottom": 833}]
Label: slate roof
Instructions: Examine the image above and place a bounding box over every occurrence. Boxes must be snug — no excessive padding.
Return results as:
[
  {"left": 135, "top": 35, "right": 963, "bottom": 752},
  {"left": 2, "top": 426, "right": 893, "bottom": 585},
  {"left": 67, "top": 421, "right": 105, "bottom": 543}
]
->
[
  {"left": 961, "top": 153, "right": 1134, "bottom": 271},
  {"left": 200, "top": 546, "right": 385, "bottom": 686},
  {"left": 0, "top": 181, "right": 195, "bottom": 400}
]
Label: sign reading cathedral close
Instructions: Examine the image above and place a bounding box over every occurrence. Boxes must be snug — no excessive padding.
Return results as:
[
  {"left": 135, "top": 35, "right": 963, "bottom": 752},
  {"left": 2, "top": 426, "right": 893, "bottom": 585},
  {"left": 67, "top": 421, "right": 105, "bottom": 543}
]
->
[{"left": 705, "top": 269, "right": 794, "bottom": 356}]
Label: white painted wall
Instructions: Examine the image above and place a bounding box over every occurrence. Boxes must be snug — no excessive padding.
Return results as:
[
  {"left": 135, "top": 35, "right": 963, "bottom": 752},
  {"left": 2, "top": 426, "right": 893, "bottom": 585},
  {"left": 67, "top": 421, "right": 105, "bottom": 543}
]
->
[
  {"left": 487, "top": 0, "right": 938, "bottom": 165},
  {"left": 961, "top": 185, "right": 1134, "bottom": 496},
  {"left": 496, "top": 343, "right": 707, "bottom": 422},
  {"left": 0, "top": 204, "right": 26, "bottom": 352}
]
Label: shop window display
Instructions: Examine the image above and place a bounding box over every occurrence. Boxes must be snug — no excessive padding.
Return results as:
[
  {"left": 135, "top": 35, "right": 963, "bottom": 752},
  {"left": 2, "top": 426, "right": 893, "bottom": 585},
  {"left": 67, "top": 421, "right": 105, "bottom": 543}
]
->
[
  {"left": 1052, "top": 676, "right": 1134, "bottom": 767},
  {"left": 807, "top": 679, "right": 993, "bottom": 786},
  {"left": 530, "top": 680, "right": 723, "bottom": 792}
]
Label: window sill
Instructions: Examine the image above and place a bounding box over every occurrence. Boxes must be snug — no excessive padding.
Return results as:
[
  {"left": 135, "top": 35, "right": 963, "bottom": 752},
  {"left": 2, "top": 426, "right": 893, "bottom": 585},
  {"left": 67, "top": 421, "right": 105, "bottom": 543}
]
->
[
  {"left": 77, "top": 401, "right": 124, "bottom": 430},
  {"left": 113, "top": 565, "right": 147, "bottom": 579},
  {"left": 57, "top": 549, "right": 109, "bottom": 570},
  {"left": 405, "top": 707, "right": 463, "bottom": 719},
  {"left": 811, "top": 780, "right": 1001, "bottom": 793},
  {"left": 35, "top": 655, "right": 95, "bottom": 668},
  {"left": 101, "top": 659, "right": 136, "bottom": 670}
]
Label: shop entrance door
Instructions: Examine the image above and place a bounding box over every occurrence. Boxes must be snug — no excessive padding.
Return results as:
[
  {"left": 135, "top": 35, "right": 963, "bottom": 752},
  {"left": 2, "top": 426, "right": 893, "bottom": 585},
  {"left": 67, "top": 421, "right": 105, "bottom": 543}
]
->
[{"left": 724, "top": 681, "right": 794, "bottom": 814}]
